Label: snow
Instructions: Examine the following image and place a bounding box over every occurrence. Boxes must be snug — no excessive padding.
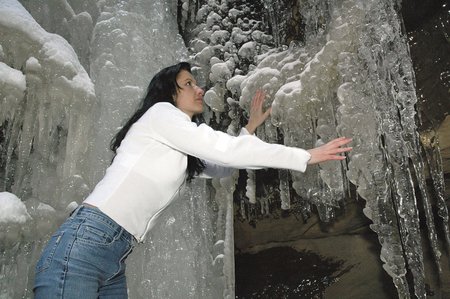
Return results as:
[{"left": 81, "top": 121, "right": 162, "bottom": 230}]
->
[
  {"left": 0, "top": 62, "right": 25, "bottom": 91},
  {"left": 0, "top": 1, "right": 94, "bottom": 98},
  {"left": 0, "top": 192, "right": 30, "bottom": 224},
  {"left": 210, "top": 61, "right": 232, "bottom": 83}
]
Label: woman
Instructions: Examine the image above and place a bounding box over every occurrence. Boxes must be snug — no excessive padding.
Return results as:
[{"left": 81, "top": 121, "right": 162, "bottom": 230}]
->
[{"left": 33, "top": 62, "right": 352, "bottom": 298}]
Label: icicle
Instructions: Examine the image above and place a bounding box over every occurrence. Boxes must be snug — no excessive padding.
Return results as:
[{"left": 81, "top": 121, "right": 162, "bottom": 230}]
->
[
  {"left": 410, "top": 150, "right": 442, "bottom": 274},
  {"left": 279, "top": 169, "right": 290, "bottom": 211},
  {"left": 222, "top": 177, "right": 236, "bottom": 299},
  {"left": 355, "top": 1, "right": 427, "bottom": 297},
  {"left": 422, "top": 132, "right": 450, "bottom": 266},
  {"left": 259, "top": 184, "right": 273, "bottom": 216},
  {"left": 180, "top": 0, "right": 190, "bottom": 31},
  {"left": 240, "top": 197, "right": 246, "bottom": 220},
  {"left": 246, "top": 169, "right": 256, "bottom": 204},
  {"left": 0, "top": 62, "right": 26, "bottom": 191}
]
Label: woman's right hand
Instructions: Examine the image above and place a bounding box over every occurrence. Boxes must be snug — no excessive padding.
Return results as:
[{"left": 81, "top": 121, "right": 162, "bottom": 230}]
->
[
  {"left": 306, "top": 137, "right": 352, "bottom": 165},
  {"left": 245, "top": 90, "right": 271, "bottom": 135}
]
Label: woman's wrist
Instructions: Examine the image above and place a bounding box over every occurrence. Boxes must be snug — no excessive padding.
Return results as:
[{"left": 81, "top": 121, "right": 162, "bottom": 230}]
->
[{"left": 245, "top": 124, "right": 256, "bottom": 135}]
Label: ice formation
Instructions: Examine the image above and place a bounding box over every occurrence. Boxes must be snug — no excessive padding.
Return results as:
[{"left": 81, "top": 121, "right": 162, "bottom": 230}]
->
[
  {"left": 184, "top": 0, "right": 448, "bottom": 298},
  {"left": 0, "top": 192, "right": 30, "bottom": 224},
  {"left": 0, "top": 0, "right": 96, "bottom": 210},
  {"left": 0, "top": 0, "right": 97, "bottom": 296},
  {"left": 0, "top": 0, "right": 230, "bottom": 298},
  {"left": 1, "top": 0, "right": 448, "bottom": 298}
]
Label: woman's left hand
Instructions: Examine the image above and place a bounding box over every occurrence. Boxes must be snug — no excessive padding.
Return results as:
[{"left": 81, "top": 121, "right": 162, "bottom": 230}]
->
[
  {"left": 306, "top": 137, "right": 352, "bottom": 165},
  {"left": 245, "top": 90, "right": 272, "bottom": 134}
]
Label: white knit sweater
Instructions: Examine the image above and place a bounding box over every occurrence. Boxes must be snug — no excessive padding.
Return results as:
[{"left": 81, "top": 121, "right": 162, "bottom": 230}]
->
[{"left": 84, "top": 102, "right": 311, "bottom": 241}]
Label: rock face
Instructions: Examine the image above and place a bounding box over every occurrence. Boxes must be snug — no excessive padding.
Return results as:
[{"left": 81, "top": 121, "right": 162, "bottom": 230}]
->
[{"left": 404, "top": 0, "right": 450, "bottom": 176}]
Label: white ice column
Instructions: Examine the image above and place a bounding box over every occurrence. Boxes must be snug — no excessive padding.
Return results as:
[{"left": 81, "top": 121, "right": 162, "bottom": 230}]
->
[
  {"left": 0, "top": 0, "right": 97, "bottom": 209},
  {"left": 0, "top": 1, "right": 97, "bottom": 297},
  {"left": 246, "top": 170, "right": 256, "bottom": 204},
  {"left": 88, "top": 0, "right": 188, "bottom": 184}
]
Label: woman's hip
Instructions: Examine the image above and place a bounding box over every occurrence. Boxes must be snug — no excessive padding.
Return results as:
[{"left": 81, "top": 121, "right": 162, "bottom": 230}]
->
[{"left": 33, "top": 205, "right": 135, "bottom": 297}]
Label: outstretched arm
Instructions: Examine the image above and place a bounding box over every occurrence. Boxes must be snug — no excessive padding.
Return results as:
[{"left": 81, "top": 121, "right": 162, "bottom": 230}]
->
[
  {"left": 198, "top": 90, "right": 272, "bottom": 178},
  {"left": 245, "top": 90, "right": 271, "bottom": 134},
  {"left": 307, "top": 137, "right": 352, "bottom": 164}
]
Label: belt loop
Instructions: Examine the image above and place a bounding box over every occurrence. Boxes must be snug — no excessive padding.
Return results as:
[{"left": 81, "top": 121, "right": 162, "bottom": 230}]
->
[{"left": 69, "top": 205, "right": 83, "bottom": 218}]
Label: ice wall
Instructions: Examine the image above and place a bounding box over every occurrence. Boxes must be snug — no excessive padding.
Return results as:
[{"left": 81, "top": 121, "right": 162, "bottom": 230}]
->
[
  {"left": 0, "top": 0, "right": 97, "bottom": 297},
  {"left": 0, "top": 0, "right": 235, "bottom": 298},
  {"left": 180, "top": 2, "right": 276, "bottom": 297},
  {"left": 87, "top": 0, "right": 189, "bottom": 183},
  {"left": 0, "top": 0, "right": 96, "bottom": 208},
  {"left": 183, "top": 0, "right": 448, "bottom": 298},
  {"left": 126, "top": 180, "right": 226, "bottom": 298}
]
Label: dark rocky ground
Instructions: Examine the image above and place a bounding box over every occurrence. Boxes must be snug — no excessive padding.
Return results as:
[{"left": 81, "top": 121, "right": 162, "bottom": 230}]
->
[{"left": 235, "top": 201, "right": 450, "bottom": 298}]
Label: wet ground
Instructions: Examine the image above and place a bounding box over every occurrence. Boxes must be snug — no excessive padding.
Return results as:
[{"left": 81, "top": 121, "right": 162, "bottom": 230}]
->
[
  {"left": 234, "top": 229, "right": 450, "bottom": 299},
  {"left": 235, "top": 246, "right": 352, "bottom": 299}
]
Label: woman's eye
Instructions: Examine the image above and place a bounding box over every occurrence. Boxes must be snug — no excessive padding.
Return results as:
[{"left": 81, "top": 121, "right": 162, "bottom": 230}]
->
[{"left": 186, "top": 82, "right": 192, "bottom": 86}]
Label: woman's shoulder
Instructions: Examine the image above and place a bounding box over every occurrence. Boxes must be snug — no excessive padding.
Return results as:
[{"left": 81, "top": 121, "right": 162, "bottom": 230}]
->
[
  {"left": 144, "top": 102, "right": 175, "bottom": 118},
  {"left": 149, "top": 102, "right": 183, "bottom": 115},
  {"left": 143, "top": 102, "right": 190, "bottom": 123},
  {"left": 150, "top": 101, "right": 175, "bottom": 112}
]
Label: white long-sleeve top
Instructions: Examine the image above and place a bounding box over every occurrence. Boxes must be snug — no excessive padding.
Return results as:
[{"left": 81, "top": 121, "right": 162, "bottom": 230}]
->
[{"left": 84, "top": 102, "right": 311, "bottom": 242}]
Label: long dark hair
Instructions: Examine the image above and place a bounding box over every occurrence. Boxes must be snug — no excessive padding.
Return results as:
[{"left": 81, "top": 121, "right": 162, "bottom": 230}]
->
[{"left": 110, "top": 62, "right": 205, "bottom": 181}]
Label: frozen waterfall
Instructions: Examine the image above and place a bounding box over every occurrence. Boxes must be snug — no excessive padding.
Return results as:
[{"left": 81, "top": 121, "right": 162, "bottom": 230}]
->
[
  {"left": 1, "top": 0, "right": 448, "bottom": 298},
  {"left": 0, "top": 0, "right": 233, "bottom": 298}
]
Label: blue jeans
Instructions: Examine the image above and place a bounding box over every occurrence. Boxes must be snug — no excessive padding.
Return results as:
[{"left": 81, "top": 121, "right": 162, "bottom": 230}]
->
[{"left": 33, "top": 205, "right": 136, "bottom": 298}]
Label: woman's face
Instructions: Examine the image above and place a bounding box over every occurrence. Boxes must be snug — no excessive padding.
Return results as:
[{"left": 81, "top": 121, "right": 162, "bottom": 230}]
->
[{"left": 174, "top": 70, "right": 205, "bottom": 118}]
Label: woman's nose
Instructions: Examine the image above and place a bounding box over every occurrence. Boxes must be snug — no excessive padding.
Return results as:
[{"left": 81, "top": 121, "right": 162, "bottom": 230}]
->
[{"left": 196, "top": 86, "right": 204, "bottom": 96}]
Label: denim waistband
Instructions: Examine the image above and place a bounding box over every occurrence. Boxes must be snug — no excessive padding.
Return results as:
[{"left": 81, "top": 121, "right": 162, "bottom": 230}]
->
[{"left": 70, "top": 205, "right": 136, "bottom": 244}]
